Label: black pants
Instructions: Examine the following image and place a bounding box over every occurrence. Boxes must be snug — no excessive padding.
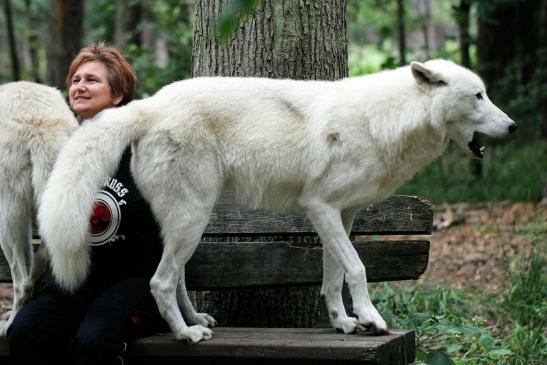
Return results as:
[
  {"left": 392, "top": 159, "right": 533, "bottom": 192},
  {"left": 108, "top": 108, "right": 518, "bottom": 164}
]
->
[{"left": 7, "top": 276, "right": 168, "bottom": 365}]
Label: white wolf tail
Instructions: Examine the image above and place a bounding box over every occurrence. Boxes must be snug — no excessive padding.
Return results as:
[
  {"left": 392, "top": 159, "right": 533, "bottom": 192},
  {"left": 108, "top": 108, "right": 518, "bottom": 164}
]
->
[{"left": 38, "top": 102, "right": 147, "bottom": 291}]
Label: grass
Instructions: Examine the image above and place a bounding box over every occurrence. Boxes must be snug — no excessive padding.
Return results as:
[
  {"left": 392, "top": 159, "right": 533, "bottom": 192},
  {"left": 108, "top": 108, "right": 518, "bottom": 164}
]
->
[
  {"left": 396, "top": 140, "right": 547, "bottom": 203},
  {"left": 369, "top": 218, "right": 546, "bottom": 365}
]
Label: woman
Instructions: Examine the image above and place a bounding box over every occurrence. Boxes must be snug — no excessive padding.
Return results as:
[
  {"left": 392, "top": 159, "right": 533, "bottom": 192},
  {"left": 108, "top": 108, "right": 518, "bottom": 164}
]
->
[{"left": 7, "top": 43, "right": 168, "bottom": 365}]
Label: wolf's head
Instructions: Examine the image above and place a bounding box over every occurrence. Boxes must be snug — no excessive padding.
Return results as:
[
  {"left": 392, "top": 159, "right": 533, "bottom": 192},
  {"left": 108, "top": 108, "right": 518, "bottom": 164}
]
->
[{"left": 410, "top": 59, "right": 517, "bottom": 159}]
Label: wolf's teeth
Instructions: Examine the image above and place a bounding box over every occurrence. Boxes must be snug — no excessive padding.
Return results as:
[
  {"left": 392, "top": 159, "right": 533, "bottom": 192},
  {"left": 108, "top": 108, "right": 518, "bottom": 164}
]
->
[{"left": 480, "top": 146, "right": 485, "bottom": 153}]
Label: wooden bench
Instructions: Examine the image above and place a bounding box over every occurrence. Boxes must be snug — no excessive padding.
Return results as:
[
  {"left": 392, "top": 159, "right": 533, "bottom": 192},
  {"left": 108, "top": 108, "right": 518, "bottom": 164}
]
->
[{"left": 0, "top": 195, "right": 432, "bottom": 364}]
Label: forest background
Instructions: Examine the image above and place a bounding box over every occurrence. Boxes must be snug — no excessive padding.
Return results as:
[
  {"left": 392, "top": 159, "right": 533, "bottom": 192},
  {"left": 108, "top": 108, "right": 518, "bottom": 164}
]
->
[{"left": 0, "top": 1, "right": 546, "bottom": 364}]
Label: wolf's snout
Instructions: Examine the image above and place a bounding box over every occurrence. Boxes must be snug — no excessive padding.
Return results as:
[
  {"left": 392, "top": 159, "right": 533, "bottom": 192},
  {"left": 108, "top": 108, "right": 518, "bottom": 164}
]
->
[{"left": 508, "top": 123, "right": 518, "bottom": 134}]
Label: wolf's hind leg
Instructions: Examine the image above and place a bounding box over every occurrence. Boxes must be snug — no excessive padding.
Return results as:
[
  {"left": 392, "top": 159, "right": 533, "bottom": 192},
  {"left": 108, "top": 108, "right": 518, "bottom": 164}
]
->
[
  {"left": 148, "top": 171, "right": 220, "bottom": 342},
  {"left": 0, "top": 196, "right": 33, "bottom": 337}
]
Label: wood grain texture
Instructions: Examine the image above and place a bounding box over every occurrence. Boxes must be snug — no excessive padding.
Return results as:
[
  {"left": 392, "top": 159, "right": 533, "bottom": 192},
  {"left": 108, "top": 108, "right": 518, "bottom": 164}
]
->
[
  {"left": 0, "top": 240, "right": 429, "bottom": 285},
  {"left": 204, "top": 195, "right": 433, "bottom": 236},
  {"left": 126, "top": 328, "right": 415, "bottom": 364},
  {"left": 185, "top": 240, "right": 429, "bottom": 289},
  {"left": 0, "top": 328, "right": 415, "bottom": 364}
]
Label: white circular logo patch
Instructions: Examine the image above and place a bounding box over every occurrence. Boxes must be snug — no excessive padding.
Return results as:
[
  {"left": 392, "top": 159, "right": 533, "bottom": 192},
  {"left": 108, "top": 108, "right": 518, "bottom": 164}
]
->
[{"left": 89, "top": 190, "right": 121, "bottom": 246}]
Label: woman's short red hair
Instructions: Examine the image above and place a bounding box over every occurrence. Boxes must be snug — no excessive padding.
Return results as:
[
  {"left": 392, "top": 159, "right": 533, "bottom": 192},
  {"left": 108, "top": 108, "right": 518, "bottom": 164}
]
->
[{"left": 66, "top": 42, "right": 136, "bottom": 106}]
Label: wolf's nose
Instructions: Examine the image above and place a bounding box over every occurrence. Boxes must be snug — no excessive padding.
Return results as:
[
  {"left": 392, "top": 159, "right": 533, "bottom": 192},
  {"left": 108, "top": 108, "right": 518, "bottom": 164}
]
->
[{"left": 508, "top": 123, "right": 518, "bottom": 133}]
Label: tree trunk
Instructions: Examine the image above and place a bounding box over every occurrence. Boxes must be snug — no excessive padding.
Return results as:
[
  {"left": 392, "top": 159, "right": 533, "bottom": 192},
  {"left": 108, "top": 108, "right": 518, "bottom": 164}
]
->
[
  {"left": 455, "top": 0, "right": 481, "bottom": 177},
  {"left": 454, "top": 0, "right": 471, "bottom": 68},
  {"left": 477, "top": 0, "right": 539, "bottom": 89},
  {"left": 24, "top": 0, "right": 42, "bottom": 82},
  {"left": 416, "top": 0, "right": 432, "bottom": 59},
  {"left": 540, "top": 0, "right": 547, "bottom": 140},
  {"left": 114, "top": 0, "right": 142, "bottom": 50},
  {"left": 3, "top": 0, "right": 20, "bottom": 80},
  {"left": 191, "top": 0, "right": 348, "bottom": 328},
  {"left": 46, "top": 0, "right": 84, "bottom": 89},
  {"left": 396, "top": 0, "right": 406, "bottom": 66}
]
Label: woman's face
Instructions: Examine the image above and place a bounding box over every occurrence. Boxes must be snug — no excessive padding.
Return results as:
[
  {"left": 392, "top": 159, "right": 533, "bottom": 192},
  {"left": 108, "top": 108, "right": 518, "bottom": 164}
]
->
[{"left": 69, "top": 60, "right": 122, "bottom": 120}]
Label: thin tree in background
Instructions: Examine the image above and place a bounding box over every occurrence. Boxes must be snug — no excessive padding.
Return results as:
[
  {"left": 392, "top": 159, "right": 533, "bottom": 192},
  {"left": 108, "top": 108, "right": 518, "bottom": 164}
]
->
[
  {"left": 3, "top": 0, "right": 20, "bottom": 81},
  {"left": 46, "top": 0, "right": 84, "bottom": 89},
  {"left": 24, "top": 0, "right": 42, "bottom": 82},
  {"left": 114, "top": 0, "right": 142, "bottom": 50},
  {"left": 416, "top": 0, "right": 432, "bottom": 59},
  {"left": 454, "top": 0, "right": 471, "bottom": 68},
  {"left": 396, "top": 0, "right": 406, "bottom": 65},
  {"left": 191, "top": 0, "right": 348, "bottom": 327},
  {"left": 454, "top": 0, "right": 481, "bottom": 178},
  {"left": 540, "top": 0, "right": 547, "bottom": 140}
]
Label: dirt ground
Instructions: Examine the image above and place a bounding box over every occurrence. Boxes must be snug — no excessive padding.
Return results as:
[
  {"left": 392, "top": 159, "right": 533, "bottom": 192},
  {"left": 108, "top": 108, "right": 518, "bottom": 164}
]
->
[{"left": 1, "top": 202, "right": 545, "bottom": 315}]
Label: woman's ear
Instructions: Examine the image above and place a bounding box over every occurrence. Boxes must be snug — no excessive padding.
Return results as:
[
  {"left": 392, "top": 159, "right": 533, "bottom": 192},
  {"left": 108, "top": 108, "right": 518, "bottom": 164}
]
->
[{"left": 113, "top": 94, "right": 123, "bottom": 106}]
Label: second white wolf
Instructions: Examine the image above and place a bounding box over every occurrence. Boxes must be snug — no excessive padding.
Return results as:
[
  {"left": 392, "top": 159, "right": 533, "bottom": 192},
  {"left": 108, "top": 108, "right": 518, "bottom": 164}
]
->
[
  {"left": 39, "top": 59, "right": 517, "bottom": 342},
  {"left": 0, "top": 81, "right": 78, "bottom": 336}
]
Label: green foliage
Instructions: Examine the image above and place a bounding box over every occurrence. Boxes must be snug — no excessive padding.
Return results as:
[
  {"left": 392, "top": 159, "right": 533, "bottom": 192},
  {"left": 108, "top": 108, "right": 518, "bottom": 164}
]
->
[
  {"left": 371, "top": 245, "right": 547, "bottom": 365},
  {"left": 84, "top": 0, "right": 194, "bottom": 97},
  {"left": 487, "top": 50, "right": 547, "bottom": 141},
  {"left": 396, "top": 140, "right": 547, "bottom": 203},
  {"left": 216, "top": 0, "right": 260, "bottom": 41}
]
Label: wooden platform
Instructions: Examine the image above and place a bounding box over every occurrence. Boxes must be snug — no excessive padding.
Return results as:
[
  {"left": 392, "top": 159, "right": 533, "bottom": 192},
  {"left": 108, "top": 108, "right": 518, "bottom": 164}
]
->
[{"left": 127, "top": 328, "right": 416, "bottom": 365}]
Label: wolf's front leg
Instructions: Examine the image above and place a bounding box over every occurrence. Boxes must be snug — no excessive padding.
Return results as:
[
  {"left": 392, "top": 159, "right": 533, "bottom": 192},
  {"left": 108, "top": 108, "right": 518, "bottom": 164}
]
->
[
  {"left": 322, "top": 249, "right": 360, "bottom": 333},
  {"left": 176, "top": 268, "right": 216, "bottom": 328},
  {"left": 306, "top": 202, "right": 387, "bottom": 334}
]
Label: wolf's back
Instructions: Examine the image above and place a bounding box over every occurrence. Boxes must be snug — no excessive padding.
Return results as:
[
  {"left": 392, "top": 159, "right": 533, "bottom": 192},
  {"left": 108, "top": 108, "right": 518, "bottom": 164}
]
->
[{"left": 38, "top": 103, "right": 147, "bottom": 291}]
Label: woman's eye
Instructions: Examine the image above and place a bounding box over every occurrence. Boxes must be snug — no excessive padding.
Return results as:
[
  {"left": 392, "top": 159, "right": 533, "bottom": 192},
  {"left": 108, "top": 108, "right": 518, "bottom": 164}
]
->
[{"left": 475, "top": 92, "right": 483, "bottom": 100}]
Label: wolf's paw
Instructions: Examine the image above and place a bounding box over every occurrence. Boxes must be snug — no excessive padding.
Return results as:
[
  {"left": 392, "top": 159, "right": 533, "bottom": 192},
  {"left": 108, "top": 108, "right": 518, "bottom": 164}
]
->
[
  {"left": 332, "top": 316, "right": 360, "bottom": 334},
  {"left": 175, "top": 325, "right": 214, "bottom": 343},
  {"left": 355, "top": 308, "right": 388, "bottom": 335},
  {"left": 190, "top": 313, "right": 217, "bottom": 328}
]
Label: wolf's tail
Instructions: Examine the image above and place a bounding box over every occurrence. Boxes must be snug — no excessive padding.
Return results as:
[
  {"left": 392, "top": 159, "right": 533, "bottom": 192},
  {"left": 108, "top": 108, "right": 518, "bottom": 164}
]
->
[{"left": 38, "top": 101, "right": 148, "bottom": 291}]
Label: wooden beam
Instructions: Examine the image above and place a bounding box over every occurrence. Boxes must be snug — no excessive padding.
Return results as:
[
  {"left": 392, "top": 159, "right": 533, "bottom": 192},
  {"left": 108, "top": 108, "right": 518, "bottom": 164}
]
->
[
  {"left": 0, "top": 240, "right": 429, "bottom": 286},
  {"left": 205, "top": 195, "right": 432, "bottom": 236},
  {"left": 127, "top": 328, "right": 416, "bottom": 364}
]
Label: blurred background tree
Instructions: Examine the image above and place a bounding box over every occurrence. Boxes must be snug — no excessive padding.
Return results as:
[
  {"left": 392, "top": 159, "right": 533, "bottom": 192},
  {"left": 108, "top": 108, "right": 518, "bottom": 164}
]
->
[{"left": 0, "top": 0, "right": 545, "bottom": 202}]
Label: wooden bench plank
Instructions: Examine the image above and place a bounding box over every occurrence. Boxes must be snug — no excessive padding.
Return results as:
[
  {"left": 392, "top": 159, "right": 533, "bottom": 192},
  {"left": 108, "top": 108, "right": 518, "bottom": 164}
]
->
[
  {"left": 0, "top": 240, "right": 429, "bottom": 285},
  {"left": 205, "top": 195, "right": 432, "bottom": 236},
  {"left": 126, "top": 328, "right": 415, "bottom": 364},
  {"left": 185, "top": 240, "right": 429, "bottom": 289}
]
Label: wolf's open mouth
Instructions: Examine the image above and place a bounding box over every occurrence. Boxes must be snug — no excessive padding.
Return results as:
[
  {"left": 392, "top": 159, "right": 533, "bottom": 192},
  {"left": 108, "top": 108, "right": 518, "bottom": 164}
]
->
[{"left": 468, "top": 133, "right": 485, "bottom": 158}]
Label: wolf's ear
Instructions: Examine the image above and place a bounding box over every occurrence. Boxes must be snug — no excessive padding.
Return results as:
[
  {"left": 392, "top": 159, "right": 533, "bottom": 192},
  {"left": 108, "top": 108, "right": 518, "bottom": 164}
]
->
[{"left": 411, "top": 62, "right": 447, "bottom": 87}]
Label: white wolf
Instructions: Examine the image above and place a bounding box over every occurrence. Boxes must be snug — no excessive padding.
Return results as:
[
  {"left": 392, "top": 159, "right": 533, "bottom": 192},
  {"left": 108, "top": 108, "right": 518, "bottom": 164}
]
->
[
  {"left": 39, "top": 60, "right": 516, "bottom": 342},
  {"left": 0, "top": 81, "right": 78, "bottom": 336}
]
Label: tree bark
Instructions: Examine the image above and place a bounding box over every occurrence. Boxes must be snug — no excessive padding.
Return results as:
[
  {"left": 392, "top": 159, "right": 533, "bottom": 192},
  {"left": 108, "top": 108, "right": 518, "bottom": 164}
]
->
[
  {"left": 454, "top": 0, "right": 471, "bottom": 68},
  {"left": 46, "top": 0, "right": 84, "bottom": 89},
  {"left": 191, "top": 0, "right": 348, "bottom": 327},
  {"left": 3, "top": 0, "right": 20, "bottom": 80},
  {"left": 540, "top": 0, "right": 547, "bottom": 140},
  {"left": 114, "top": 0, "right": 142, "bottom": 50},
  {"left": 193, "top": 0, "right": 347, "bottom": 80},
  {"left": 24, "top": 0, "right": 42, "bottom": 82},
  {"left": 454, "top": 0, "right": 481, "bottom": 177}
]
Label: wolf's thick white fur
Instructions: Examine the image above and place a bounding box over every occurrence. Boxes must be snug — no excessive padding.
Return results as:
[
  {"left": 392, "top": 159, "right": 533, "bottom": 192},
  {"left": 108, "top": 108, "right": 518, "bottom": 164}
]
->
[
  {"left": 0, "top": 81, "right": 78, "bottom": 336},
  {"left": 39, "top": 60, "right": 516, "bottom": 342}
]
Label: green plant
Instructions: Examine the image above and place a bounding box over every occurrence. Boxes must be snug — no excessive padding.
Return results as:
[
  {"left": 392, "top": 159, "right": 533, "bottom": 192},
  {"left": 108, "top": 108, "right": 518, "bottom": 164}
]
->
[
  {"left": 370, "top": 260, "right": 546, "bottom": 365},
  {"left": 396, "top": 140, "right": 547, "bottom": 203}
]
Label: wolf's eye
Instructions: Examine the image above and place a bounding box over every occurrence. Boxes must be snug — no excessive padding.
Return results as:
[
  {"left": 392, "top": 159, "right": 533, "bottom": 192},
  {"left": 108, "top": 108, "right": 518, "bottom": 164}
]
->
[{"left": 475, "top": 92, "right": 483, "bottom": 100}]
